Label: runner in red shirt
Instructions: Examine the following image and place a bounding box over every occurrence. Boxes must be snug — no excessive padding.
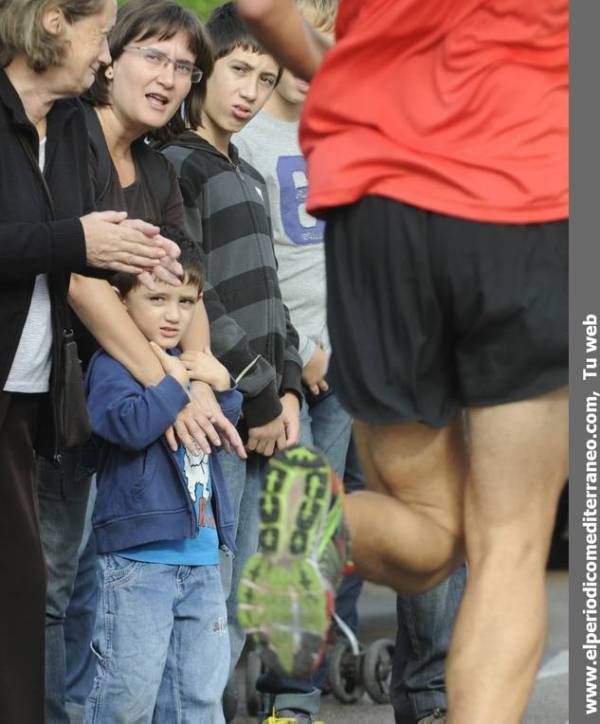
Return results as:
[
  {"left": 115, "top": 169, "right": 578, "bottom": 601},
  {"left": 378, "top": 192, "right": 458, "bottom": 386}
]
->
[{"left": 236, "top": 2, "right": 568, "bottom": 722}]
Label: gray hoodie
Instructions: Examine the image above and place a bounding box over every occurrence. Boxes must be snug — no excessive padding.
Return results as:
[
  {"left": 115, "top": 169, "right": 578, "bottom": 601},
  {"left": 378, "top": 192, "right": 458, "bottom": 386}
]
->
[{"left": 235, "top": 112, "right": 329, "bottom": 367}]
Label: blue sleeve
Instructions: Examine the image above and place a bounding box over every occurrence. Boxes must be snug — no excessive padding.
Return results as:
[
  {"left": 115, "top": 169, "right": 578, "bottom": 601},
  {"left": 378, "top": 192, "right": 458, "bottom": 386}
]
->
[
  {"left": 86, "top": 354, "right": 190, "bottom": 451},
  {"left": 215, "top": 387, "right": 243, "bottom": 426}
]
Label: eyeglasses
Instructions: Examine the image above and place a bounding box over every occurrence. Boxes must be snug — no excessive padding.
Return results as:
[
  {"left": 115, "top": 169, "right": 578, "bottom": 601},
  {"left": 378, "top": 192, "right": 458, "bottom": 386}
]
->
[{"left": 124, "top": 46, "right": 203, "bottom": 83}]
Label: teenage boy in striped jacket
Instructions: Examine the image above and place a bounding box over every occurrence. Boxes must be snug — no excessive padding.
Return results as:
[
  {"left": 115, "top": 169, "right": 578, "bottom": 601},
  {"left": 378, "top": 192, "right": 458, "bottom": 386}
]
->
[{"left": 161, "top": 1, "right": 303, "bottom": 696}]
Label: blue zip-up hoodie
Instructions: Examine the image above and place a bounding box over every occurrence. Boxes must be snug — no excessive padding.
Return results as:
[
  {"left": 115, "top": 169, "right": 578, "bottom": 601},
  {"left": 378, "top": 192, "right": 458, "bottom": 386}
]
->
[{"left": 86, "top": 349, "right": 242, "bottom": 556}]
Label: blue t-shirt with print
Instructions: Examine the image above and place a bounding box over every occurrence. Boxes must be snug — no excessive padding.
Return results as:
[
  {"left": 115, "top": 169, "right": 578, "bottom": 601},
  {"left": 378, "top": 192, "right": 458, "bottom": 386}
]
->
[{"left": 118, "top": 446, "right": 219, "bottom": 566}]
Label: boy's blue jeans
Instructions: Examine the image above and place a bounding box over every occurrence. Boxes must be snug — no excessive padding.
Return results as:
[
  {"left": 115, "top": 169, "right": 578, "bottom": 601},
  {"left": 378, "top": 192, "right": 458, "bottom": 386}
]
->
[{"left": 84, "top": 556, "right": 229, "bottom": 724}]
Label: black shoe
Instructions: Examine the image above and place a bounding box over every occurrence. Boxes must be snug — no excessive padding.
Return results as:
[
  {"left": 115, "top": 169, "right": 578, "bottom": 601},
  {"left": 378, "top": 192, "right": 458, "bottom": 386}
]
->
[
  {"left": 222, "top": 677, "right": 238, "bottom": 723},
  {"left": 260, "top": 709, "right": 324, "bottom": 723}
]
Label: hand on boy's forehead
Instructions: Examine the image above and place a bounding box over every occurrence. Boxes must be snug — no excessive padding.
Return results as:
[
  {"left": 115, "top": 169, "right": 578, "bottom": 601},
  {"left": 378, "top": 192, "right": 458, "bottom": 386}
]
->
[{"left": 137, "top": 261, "right": 183, "bottom": 291}]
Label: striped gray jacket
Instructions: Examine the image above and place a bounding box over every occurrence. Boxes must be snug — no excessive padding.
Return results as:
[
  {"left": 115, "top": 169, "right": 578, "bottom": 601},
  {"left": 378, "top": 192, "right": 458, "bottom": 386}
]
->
[{"left": 162, "top": 133, "right": 302, "bottom": 428}]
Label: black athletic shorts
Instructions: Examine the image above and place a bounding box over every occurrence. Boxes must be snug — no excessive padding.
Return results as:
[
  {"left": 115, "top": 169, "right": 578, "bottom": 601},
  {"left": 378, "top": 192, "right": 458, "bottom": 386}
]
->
[{"left": 325, "top": 196, "right": 568, "bottom": 428}]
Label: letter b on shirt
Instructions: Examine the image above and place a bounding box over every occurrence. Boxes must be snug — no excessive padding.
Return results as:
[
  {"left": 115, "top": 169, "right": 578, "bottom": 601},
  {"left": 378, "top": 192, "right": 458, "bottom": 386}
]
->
[{"left": 277, "top": 155, "right": 324, "bottom": 246}]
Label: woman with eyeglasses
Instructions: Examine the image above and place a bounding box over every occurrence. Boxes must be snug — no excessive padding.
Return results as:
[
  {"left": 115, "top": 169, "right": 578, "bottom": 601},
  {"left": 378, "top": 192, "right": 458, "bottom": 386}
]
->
[
  {"left": 71, "top": 0, "right": 244, "bottom": 458},
  {"left": 69, "top": 1, "right": 243, "bottom": 453},
  {"left": 38, "top": 2, "right": 245, "bottom": 721}
]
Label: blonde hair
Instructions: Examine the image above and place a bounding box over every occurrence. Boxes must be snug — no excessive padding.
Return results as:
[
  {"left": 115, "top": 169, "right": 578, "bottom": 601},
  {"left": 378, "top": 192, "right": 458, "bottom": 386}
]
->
[
  {"left": 296, "top": 0, "right": 338, "bottom": 33},
  {"left": 0, "top": 0, "right": 106, "bottom": 71}
]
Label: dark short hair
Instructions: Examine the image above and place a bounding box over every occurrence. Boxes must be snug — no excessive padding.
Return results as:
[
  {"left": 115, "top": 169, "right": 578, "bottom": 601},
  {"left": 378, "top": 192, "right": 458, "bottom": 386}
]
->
[
  {"left": 206, "top": 1, "right": 264, "bottom": 61},
  {"left": 185, "top": 1, "right": 281, "bottom": 127},
  {"left": 0, "top": 0, "right": 106, "bottom": 71},
  {"left": 112, "top": 224, "right": 204, "bottom": 297},
  {"left": 86, "top": 0, "right": 213, "bottom": 138}
]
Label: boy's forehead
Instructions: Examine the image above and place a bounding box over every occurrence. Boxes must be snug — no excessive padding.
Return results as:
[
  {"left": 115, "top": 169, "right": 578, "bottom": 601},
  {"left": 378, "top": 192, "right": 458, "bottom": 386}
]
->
[
  {"left": 133, "top": 278, "right": 200, "bottom": 297},
  {"left": 178, "top": 278, "right": 201, "bottom": 296},
  {"left": 219, "top": 46, "right": 279, "bottom": 74}
]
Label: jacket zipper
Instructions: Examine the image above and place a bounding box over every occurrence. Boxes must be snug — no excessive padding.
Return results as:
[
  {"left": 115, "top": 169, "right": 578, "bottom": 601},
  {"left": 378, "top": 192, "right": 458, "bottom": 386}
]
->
[
  {"left": 229, "top": 157, "right": 276, "bottom": 361},
  {"left": 163, "top": 440, "right": 197, "bottom": 536},
  {"left": 169, "top": 137, "right": 280, "bottom": 387},
  {"left": 199, "top": 140, "right": 278, "bottom": 364},
  {"left": 162, "top": 439, "right": 231, "bottom": 552}
]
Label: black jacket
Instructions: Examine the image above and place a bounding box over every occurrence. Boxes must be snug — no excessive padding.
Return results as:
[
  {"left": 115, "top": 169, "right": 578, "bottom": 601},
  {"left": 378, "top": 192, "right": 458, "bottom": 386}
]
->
[
  {"left": 162, "top": 133, "right": 303, "bottom": 428},
  {"left": 0, "top": 68, "right": 94, "bottom": 457}
]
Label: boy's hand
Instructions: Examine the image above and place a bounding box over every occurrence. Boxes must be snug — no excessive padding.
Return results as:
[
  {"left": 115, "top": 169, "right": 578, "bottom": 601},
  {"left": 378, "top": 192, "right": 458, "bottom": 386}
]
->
[
  {"left": 149, "top": 341, "right": 189, "bottom": 390},
  {"left": 278, "top": 392, "right": 300, "bottom": 450},
  {"left": 302, "top": 345, "right": 329, "bottom": 396},
  {"left": 247, "top": 415, "right": 286, "bottom": 457},
  {"left": 179, "top": 348, "right": 231, "bottom": 391}
]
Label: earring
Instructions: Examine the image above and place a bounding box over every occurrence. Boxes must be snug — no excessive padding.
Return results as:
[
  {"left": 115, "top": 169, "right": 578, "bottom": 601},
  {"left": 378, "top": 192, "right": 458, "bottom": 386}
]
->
[{"left": 105, "top": 67, "right": 114, "bottom": 80}]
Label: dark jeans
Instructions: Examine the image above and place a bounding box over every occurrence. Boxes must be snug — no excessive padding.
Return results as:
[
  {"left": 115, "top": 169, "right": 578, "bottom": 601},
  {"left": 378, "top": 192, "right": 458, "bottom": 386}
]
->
[
  {"left": 392, "top": 564, "right": 467, "bottom": 722},
  {"left": 0, "top": 391, "right": 46, "bottom": 724},
  {"left": 311, "top": 435, "right": 364, "bottom": 690},
  {"left": 64, "top": 529, "right": 98, "bottom": 718},
  {"left": 332, "top": 434, "right": 365, "bottom": 634},
  {"left": 38, "top": 448, "right": 93, "bottom": 723}
]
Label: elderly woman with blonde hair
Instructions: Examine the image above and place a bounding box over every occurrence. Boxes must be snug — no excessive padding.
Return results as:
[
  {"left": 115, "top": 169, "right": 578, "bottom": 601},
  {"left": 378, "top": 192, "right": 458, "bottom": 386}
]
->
[{"left": 0, "top": 1, "right": 182, "bottom": 720}]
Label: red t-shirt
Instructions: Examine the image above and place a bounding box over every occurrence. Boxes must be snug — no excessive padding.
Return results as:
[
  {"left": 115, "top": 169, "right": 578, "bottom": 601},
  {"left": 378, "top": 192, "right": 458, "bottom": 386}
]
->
[{"left": 300, "top": 0, "right": 568, "bottom": 223}]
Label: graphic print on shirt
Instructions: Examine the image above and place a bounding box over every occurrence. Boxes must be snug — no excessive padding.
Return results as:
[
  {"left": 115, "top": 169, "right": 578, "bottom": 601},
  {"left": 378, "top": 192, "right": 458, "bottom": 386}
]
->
[
  {"left": 276, "top": 155, "right": 325, "bottom": 246},
  {"left": 182, "top": 450, "right": 215, "bottom": 529}
]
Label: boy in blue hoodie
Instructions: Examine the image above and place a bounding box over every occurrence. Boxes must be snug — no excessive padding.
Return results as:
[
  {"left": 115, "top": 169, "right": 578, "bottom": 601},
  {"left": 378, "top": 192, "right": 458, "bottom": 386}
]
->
[{"left": 84, "top": 229, "right": 242, "bottom": 724}]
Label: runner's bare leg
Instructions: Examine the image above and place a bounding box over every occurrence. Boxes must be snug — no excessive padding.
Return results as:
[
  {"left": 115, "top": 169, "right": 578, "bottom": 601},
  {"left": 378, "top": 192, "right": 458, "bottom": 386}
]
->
[{"left": 447, "top": 387, "right": 568, "bottom": 723}]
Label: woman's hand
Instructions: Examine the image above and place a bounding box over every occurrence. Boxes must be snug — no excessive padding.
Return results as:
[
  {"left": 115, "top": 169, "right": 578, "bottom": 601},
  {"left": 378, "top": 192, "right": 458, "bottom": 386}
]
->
[
  {"left": 81, "top": 211, "right": 166, "bottom": 272},
  {"left": 164, "top": 381, "right": 247, "bottom": 459},
  {"left": 81, "top": 213, "right": 184, "bottom": 287},
  {"left": 126, "top": 223, "right": 184, "bottom": 288}
]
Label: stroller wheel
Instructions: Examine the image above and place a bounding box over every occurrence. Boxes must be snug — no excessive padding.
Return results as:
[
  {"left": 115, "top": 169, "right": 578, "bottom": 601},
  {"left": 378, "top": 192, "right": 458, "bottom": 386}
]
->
[
  {"left": 362, "top": 638, "right": 394, "bottom": 704},
  {"left": 246, "top": 648, "right": 265, "bottom": 716},
  {"left": 223, "top": 676, "right": 239, "bottom": 722},
  {"left": 327, "top": 639, "right": 364, "bottom": 704}
]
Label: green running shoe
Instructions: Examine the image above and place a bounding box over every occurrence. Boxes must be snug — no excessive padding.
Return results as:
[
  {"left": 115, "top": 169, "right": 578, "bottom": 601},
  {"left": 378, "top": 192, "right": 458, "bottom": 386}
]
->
[{"left": 237, "top": 445, "right": 350, "bottom": 678}]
